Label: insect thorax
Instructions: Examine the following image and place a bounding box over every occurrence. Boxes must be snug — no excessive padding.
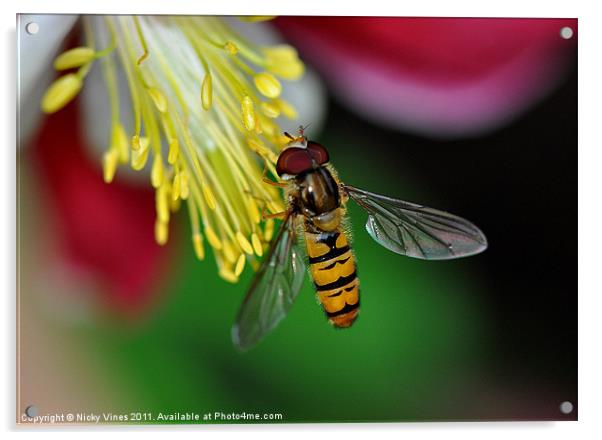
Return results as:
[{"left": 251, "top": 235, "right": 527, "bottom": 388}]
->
[{"left": 292, "top": 166, "right": 342, "bottom": 232}]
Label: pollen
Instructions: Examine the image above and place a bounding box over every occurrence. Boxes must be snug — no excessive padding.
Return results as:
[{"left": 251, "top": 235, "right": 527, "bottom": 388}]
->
[
  {"left": 201, "top": 73, "right": 213, "bottom": 111},
  {"left": 223, "top": 41, "right": 238, "bottom": 55},
  {"left": 234, "top": 253, "right": 246, "bottom": 277},
  {"left": 241, "top": 96, "right": 256, "bottom": 131},
  {"left": 151, "top": 155, "right": 164, "bottom": 188},
  {"left": 155, "top": 219, "right": 169, "bottom": 245},
  {"left": 41, "top": 73, "right": 83, "bottom": 114},
  {"left": 263, "top": 45, "right": 305, "bottom": 80},
  {"left": 54, "top": 47, "right": 96, "bottom": 70},
  {"left": 219, "top": 268, "right": 238, "bottom": 284},
  {"left": 179, "top": 171, "right": 190, "bottom": 199},
  {"left": 264, "top": 218, "right": 275, "bottom": 242},
  {"left": 261, "top": 101, "right": 280, "bottom": 118},
  {"left": 222, "top": 240, "right": 237, "bottom": 264},
  {"left": 111, "top": 123, "right": 129, "bottom": 163},
  {"left": 156, "top": 182, "right": 170, "bottom": 223},
  {"left": 147, "top": 87, "right": 167, "bottom": 113},
  {"left": 274, "top": 98, "right": 298, "bottom": 120},
  {"left": 167, "top": 139, "right": 179, "bottom": 164},
  {"left": 253, "top": 72, "right": 282, "bottom": 99},
  {"left": 193, "top": 232, "right": 205, "bottom": 260},
  {"left": 42, "top": 15, "right": 307, "bottom": 284},
  {"left": 251, "top": 233, "right": 263, "bottom": 257},
  {"left": 131, "top": 134, "right": 141, "bottom": 151},
  {"left": 131, "top": 136, "right": 150, "bottom": 170},
  {"left": 171, "top": 173, "right": 181, "bottom": 200},
  {"left": 102, "top": 149, "right": 119, "bottom": 183},
  {"left": 247, "top": 200, "right": 261, "bottom": 224},
  {"left": 236, "top": 231, "right": 254, "bottom": 255},
  {"left": 203, "top": 185, "right": 216, "bottom": 210},
  {"left": 205, "top": 225, "right": 223, "bottom": 250}
]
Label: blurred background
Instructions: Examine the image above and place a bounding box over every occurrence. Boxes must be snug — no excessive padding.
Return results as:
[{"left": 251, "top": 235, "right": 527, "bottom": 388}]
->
[{"left": 17, "top": 16, "right": 576, "bottom": 423}]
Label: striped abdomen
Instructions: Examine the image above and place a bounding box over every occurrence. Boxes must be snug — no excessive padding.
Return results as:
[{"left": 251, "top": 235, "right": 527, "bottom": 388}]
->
[{"left": 304, "top": 228, "right": 360, "bottom": 327}]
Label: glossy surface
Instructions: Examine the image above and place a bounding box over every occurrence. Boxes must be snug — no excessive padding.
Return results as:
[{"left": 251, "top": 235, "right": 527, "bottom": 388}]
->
[{"left": 296, "top": 167, "right": 340, "bottom": 216}]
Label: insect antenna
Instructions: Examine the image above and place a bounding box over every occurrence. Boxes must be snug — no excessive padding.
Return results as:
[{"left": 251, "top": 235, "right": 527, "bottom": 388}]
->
[{"left": 298, "top": 123, "right": 312, "bottom": 137}]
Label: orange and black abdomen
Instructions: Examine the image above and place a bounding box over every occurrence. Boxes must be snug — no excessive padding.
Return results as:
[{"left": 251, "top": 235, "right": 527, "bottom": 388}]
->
[{"left": 304, "top": 228, "right": 360, "bottom": 327}]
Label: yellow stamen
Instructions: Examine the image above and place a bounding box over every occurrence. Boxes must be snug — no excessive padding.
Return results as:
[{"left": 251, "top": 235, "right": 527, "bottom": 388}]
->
[
  {"left": 264, "top": 218, "right": 275, "bottom": 242},
  {"left": 131, "top": 136, "right": 151, "bottom": 170},
  {"left": 192, "top": 232, "right": 205, "bottom": 260},
  {"left": 134, "top": 16, "right": 150, "bottom": 65},
  {"left": 155, "top": 219, "right": 169, "bottom": 245},
  {"left": 111, "top": 123, "right": 129, "bottom": 163},
  {"left": 102, "top": 149, "right": 119, "bottom": 183},
  {"left": 261, "top": 101, "right": 280, "bottom": 118},
  {"left": 248, "top": 200, "right": 261, "bottom": 224},
  {"left": 205, "top": 225, "right": 223, "bottom": 250},
  {"left": 253, "top": 116, "right": 263, "bottom": 135},
  {"left": 54, "top": 47, "right": 96, "bottom": 70},
  {"left": 131, "top": 134, "right": 141, "bottom": 151},
  {"left": 219, "top": 268, "right": 238, "bottom": 284},
  {"left": 41, "top": 16, "right": 307, "bottom": 285},
  {"left": 251, "top": 233, "right": 263, "bottom": 257},
  {"left": 167, "top": 139, "right": 179, "bottom": 164},
  {"left": 151, "top": 154, "right": 164, "bottom": 188},
  {"left": 236, "top": 231, "right": 254, "bottom": 255},
  {"left": 179, "top": 171, "right": 190, "bottom": 200},
  {"left": 172, "top": 173, "right": 181, "bottom": 200},
  {"left": 223, "top": 41, "right": 238, "bottom": 55},
  {"left": 201, "top": 73, "right": 213, "bottom": 111},
  {"left": 263, "top": 45, "right": 305, "bottom": 80},
  {"left": 241, "top": 95, "right": 256, "bottom": 131},
  {"left": 268, "top": 200, "right": 285, "bottom": 214},
  {"left": 234, "top": 253, "right": 246, "bottom": 276},
  {"left": 222, "top": 240, "right": 237, "bottom": 264},
  {"left": 170, "top": 194, "right": 181, "bottom": 212},
  {"left": 203, "top": 185, "right": 216, "bottom": 210},
  {"left": 238, "top": 16, "right": 275, "bottom": 22},
  {"left": 253, "top": 72, "right": 282, "bottom": 99},
  {"left": 156, "top": 182, "right": 170, "bottom": 223},
  {"left": 147, "top": 87, "right": 168, "bottom": 113},
  {"left": 41, "top": 74, "right": 83, "bottom": 114},
  {"left": 274, "top": 98, "right": 298, "bottom": 119},
  {"left": 247, "top": 138, "right": 278, "bottom": 163}
]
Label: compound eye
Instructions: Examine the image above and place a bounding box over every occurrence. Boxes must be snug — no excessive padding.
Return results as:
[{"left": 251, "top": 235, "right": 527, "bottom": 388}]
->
[
  {"left": 276, "top": 147, "right": 313, "bottom": 177},
  {"left": 306, "top": 141, "right": 329, "bottom": 165}
]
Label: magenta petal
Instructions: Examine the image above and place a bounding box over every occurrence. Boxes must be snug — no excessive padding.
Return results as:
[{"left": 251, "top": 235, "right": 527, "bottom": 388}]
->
[
  {"left": 275, "top": 17, "right": 577, "bottom": 137},
  {"left": 29, "top": 101, "right": 172, "bottom": 314}
]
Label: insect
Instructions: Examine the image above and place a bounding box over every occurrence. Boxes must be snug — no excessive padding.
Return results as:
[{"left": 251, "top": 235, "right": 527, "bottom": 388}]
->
[{"left": 232, "top": 127, "right": 488, "bottom": 351}]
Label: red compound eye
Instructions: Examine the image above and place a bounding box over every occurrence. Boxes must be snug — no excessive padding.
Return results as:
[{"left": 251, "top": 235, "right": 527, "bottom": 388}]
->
[
  {"left": 276, "top": 148, "right": 314, "bottom": 176},
  {"left": 307, "top": 141, "right": 329, "bottom": 165}
]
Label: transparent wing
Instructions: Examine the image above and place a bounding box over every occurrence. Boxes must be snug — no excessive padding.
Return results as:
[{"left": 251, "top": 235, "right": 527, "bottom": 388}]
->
[
  {"left": 231, "top": 212, "right": 306, "bottom": 352},
  {"left": 343, "top": 185, "right": 488, "bottom": 260}
]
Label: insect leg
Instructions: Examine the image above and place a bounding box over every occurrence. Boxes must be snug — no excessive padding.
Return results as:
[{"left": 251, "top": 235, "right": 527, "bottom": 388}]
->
[
  {"left": 262, "top": 208, "right": 288, "bottom": 220},
  {"left": 262, "top": 177, "right": 288, "bottom": 188}
]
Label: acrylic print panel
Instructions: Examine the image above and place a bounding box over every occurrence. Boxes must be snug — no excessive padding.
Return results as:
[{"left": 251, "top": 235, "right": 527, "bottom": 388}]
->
[{"left": 17, "top": 15, "right": 577, "bottom": 424}]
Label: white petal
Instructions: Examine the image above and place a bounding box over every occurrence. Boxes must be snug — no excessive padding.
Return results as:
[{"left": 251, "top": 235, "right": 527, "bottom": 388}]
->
[
  {"left": 18, "top": 14, "right": 78, "bottom": 147},
  {"left": 81, "top": 18, "right": 143, "bottom": 183},
  {"left": 81, "top": 18, "right": 328, "bottom": 184}
]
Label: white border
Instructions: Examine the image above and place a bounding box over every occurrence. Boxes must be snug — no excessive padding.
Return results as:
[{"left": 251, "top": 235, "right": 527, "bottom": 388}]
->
[{"left": 4, "top": 1, "right": 601, "bottom": 439}]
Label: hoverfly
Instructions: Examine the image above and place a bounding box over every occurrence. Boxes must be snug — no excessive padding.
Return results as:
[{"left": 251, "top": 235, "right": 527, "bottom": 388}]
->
[{"left": 232, "top": 127, "right": 487, "bottom": 351}]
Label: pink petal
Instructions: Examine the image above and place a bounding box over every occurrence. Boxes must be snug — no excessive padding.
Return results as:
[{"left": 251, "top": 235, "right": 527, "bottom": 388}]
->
[
  {"left": 28, "top": 101, "right": 172, "bottom": 314},
  {"left": 275, "top": 17, "right": 577, "bottom": 137}
]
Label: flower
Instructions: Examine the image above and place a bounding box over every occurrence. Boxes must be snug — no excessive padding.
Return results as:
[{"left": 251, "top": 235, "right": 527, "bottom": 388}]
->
[
  {"left": 274, "top": 17, "right": 577, "bottom": 137},
  {"left": 40, "top": 16, "right": 308, "bottom": 283}
]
